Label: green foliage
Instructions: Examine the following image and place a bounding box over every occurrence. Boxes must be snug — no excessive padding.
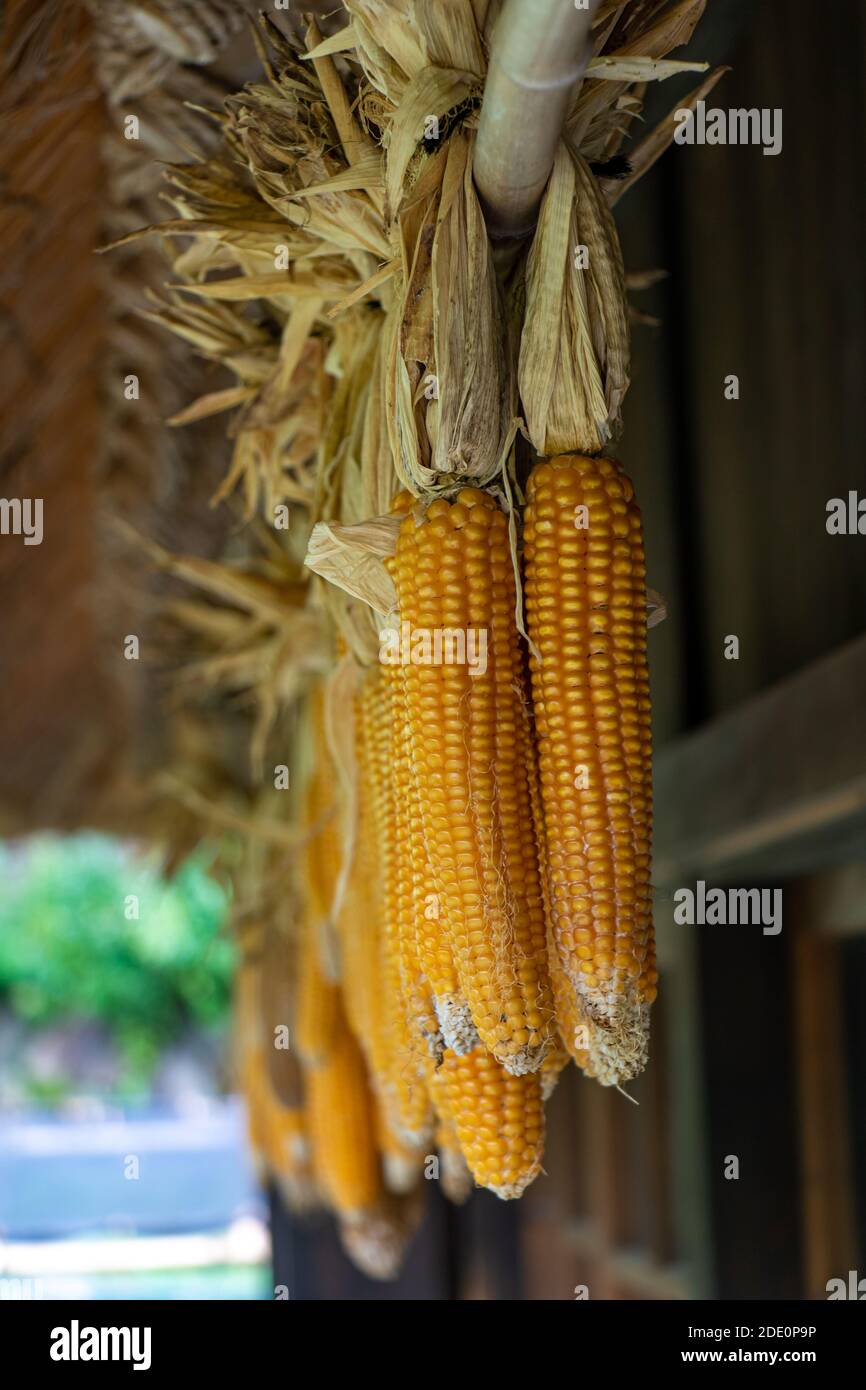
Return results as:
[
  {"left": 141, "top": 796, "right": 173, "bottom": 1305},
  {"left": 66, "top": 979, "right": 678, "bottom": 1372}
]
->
[{"left": 0, "top": 834, "right": 233, "bottom": 1098}]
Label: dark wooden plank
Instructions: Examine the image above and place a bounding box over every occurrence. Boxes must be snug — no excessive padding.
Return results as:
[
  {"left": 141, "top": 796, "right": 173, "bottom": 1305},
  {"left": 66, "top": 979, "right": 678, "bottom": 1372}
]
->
[
  {"left": 672, "top": 0, "right": 866, "bottom": 720},
  {"left": 790, "top": 893, "right": 857, "bottom": 1299},
  {"left": 519, "top": 1069, "right": 585, "bottom": 1300},
  {"left": 840, "top": 937, "right": 866, "bottom": 1271},
  {"left": 696, "top": 901, "right": 803, "bottom": 1299},
  {"left": 654, "top": 635, "right": 866, "bottom": 886}
]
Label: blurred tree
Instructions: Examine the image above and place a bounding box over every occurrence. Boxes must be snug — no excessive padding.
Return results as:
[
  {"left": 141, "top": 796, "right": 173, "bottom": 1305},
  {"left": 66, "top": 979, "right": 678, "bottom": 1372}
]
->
[{"left": 0, "top": 834, "right": 233, "bottom": 1099}]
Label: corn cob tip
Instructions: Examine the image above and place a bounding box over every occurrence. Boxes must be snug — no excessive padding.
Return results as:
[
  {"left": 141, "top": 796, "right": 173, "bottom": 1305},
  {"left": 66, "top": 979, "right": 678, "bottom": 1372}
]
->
[
  {"left": 487, "top": 1177, "right": 538, "bottom": 1201},
  {"left": 382, "top": 1151, "right": 422, "bottom": 1195},
  {"left": 541, "top": 1072, "right": 560, "bottom": 1103},
  {"left": 497, "top": 1043, "right": 548, "bottom": 1078},
  {"left": 434, "top": 993, "right": 480, "bottom": 1056},
  {"left": 583, "top": 1001, "right": 650, "bottom": 1088},
  {"left": 274, "top": 1171, "right": 318, "bottom": 1215},
  {"left": 383, "top": 1108, "right": 435, "bottom": 1151},
  {"left": 338, "top": 1198, "right": 422, "bottom": 1281},
  {"left": 438, "top": 1145, "right": 473, "bottom": 1206},
  {"left": 431, "top": 1048, "right": 545, "bottom": 1200}
]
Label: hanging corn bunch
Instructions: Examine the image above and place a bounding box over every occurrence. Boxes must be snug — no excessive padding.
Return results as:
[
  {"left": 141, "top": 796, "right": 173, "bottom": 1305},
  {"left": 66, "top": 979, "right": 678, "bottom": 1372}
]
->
[{"left": 111, "top": 0, "right": 719, "bottom": 1277}]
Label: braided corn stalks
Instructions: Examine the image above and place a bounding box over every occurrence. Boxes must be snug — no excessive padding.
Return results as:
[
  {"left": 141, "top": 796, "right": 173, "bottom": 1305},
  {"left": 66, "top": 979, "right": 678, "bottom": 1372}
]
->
[{"left": 524, "top": 455, "right": 656, "bottom": 1085}]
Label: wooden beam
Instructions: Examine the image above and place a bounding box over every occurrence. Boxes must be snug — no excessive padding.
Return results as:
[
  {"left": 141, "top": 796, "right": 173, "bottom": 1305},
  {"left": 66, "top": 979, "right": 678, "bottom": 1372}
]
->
[{"left": 654, "top": 635, "right": 866, "bottom": 887}]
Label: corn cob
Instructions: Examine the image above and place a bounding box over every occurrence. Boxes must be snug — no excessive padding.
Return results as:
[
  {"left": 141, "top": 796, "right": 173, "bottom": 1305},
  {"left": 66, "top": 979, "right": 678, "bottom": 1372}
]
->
[
  {"left": 295, "top": 912, "right": 340, "bottom": 1067},
  {"left": 388, "top": 660, "right": 444, "bottom": 1062},
  {"left": 258, "top": 919, "right": 303, "bottom": 1106},
  {"left": 386, "top": 493, "right": 477, "bottom": 1057},
  {"left": 305, "top": 997, "right": 381, "bottom": 1219},
  {"left": 338, "top": 1191, "right": 424, "bottom": 1282},
  {"left": 434, "top": 1114, "right": 472, "bottom": 1205},
  {"left": 429, "top": 1046, "right": 545, "bottom": 1200},
  {"left": 295, "top": 686, "right": 343, "bottom": 1065},
  {"left": 234, "top": 953, "right": 268, "bottom": 1181},
  {"left": 335, "top": 684, "right": 381, "bottom": 1048},
  {"left": 523, "top": 454, "right": 656, "bottom": 1085},
  {"left": 540, "top": 1030, "right": 572, "bottom": 1102},
  {"left": 358, "top": 666, "right": 433, "bottom": 1144},
  {"left": 374, "top": 1098, "right": 426, "bottom": 1195},
  {"left": 266, "top": 1092, "right": 317, "bottom": 1213},
  {"left": 392, "top": 487, "right": 553, "bottom": 1074},
  {"left": 240, "top": 1041, "right": 270, "bottom": 1185}
]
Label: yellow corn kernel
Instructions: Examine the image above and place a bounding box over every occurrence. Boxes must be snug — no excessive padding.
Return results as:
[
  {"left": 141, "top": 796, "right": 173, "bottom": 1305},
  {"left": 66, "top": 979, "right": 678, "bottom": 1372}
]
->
[
  {"left": 394, "top": 488, "right": 553, "bottom": 1074},
  {"left": 524, "top": 454, "right": 656, "bottom": 1085},
  {"left": 305, "top": 999, "right": 382, "bottom": 1219},
  {"left": 429, "top": 1047, "right": 545, "bottom": 1200}
]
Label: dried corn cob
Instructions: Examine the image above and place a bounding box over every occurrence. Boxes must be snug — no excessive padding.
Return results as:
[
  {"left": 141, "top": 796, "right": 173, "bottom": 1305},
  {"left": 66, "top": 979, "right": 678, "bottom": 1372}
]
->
[
  {"left": 258, "top": 919, "right": 303, "bottom": 1106},
  {"left": 388, "top": 660, "right": 444, "bottom": 1062},
  {"left": 429, "top": 1047, "right": 545, "bottom": 1200},
  {"left": 234, "top": 953, "right": 268, "bottom": 1181},
  {"left": 374, "top": 1099, "right": 426, "bottom": 1195},
  {"left": 295, "top": 910, "right": 340, "bottom": 1067},
  {"left": 266, "top": 1092, "right": 317, "bottom": 1213},
  {"left": 295, "top": 697, "right": 342, "bottom": 1065},
  {"left": 524, "top": 454, "right": 656, "bottom": 1085},
  {"left": 392, "top": 487, "right": 553, "bottom": 1074},
  {"left": 338, "top": 1191, "right": 424, "bottom": 1282},
  {"left": 306, "top": 998, "right": 381, "bottom": 1219},
  {"left": 385, "top": 495, "right": 471, "bottom": 1056},
  {"left": 240, "top": 1042, "right": 269, "bottom": 1185},
  {"left": 335, "top": 687, "right": 383, "bottom": 1048},
  {"left": 358, "top": 666, "right": 433, "bottom": 1144},
  {"left": 434, "top": 1114, "right": 472, "bottom": 1205},
  {"left": 540, "top": 1030, "right": 572, "bottom": 1102}
]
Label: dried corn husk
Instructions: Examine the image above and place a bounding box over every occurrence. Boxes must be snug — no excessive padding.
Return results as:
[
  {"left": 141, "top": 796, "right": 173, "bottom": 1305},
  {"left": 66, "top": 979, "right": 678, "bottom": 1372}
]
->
[
  {"left": 387, "top": 130, "right": 509, "bottom": 492},
  {"left": 519, "top": 143, "right": 629, "bottom": 457}
]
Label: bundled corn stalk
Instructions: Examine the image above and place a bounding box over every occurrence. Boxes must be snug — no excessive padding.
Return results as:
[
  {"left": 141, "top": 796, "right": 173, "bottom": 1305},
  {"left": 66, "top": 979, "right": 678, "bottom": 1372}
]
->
[{"left": 118, "top": 0, "right": 718, "bottom": 1270}]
